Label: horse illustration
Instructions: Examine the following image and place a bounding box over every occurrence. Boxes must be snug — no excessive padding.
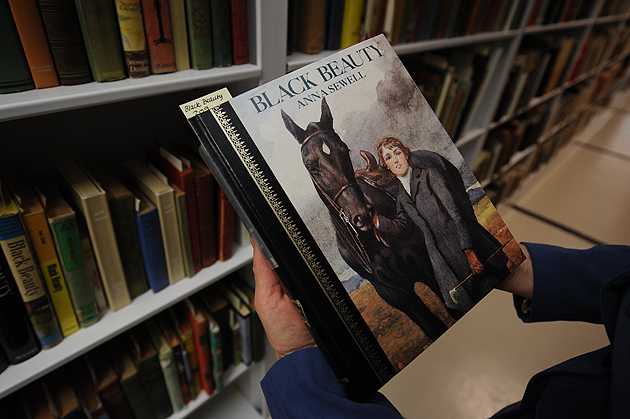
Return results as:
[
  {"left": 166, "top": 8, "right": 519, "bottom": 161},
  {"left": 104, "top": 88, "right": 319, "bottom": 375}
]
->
[{"left": 281, "top": 98, "right": 449, "bottom": 342}]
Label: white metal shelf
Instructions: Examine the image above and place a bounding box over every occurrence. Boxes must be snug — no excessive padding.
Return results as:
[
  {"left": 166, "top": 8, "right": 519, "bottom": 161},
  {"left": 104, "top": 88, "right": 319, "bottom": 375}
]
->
[
  {"left": 0, "top": 64, "right": 262, "bottom": 123},
  {"left": 0, "top": 245, "right": 254, "bottom": 399}
]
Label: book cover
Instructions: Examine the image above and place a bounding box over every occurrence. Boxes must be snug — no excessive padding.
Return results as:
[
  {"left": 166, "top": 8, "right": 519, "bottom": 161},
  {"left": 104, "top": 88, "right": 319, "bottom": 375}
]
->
[
  {"left": 156, "top": 312, "right": 192, "bottom": 404},
  {"left": 87, "top": 162, "right": 149, "bottom": 298},
  {"left": 230, "top": 0, "right": 249, "bottom": 65},
  {"left": 114, "top": 0, "right": 151, "bottom": 78},
  {"left": 140, "top": 0, "right": 177, "bottom": 74},
  {"left": 0, "top": 0, "right": 34, "bottom": 94},
  {"left": 324, "top": 0, "right": 345, "bottom": 50},
  {"left": 7, "top": 0, "right": 59, "bottom": 89},
  {"left": 168, "top": 0, "right": 190, "bottom": 70},
  {"left": 36, "top": 0, "right": 93, "bottom": 85},
  {"left": 74, "top": 0, "right": 126, "bottom": 82},
  {"left": 167, "top": 306, "right": 201, "bottom": 400},
  {"left": 180, "top": 298, "right": 215, "bottom": 395},
  {"left": 216, "top": 187, "right": 234, "bottom": 261},
  {"left": 145, "top": 318, "right": 186, "bottom": 412},
  {"left": 145, "top": 144, "right": 202, "bottom": 273},
  {"left": 54, "top": 156, "right": 131, "bottom": 311},
  {"left": 170, "top": 182, "right": 195, "bottom": 278},
  {"left": 0, "top": 184, "right": 63, "bottom": 349},
  {"left": 5, "top": 174, "right": 80, "bottom": 337},
  {"left": 106, "top": 336, "right": 155, "bottom": 419},
  {"left": 0, "top": 250, "right": 41, "bottom": 364},
  {"left": 339, "top": 0, "right": 364, "bottom": 49},
  {"left": 125, "top": 325, "right": 174, "bottom": 419},
  {"left": 124, "top": 158, "right": 185, "bottom": 285},
  {"left": 195, "top": 300, "right": 224, "bottom": 393},
  {"left": 131, "top": 186, "right": 169, "bottom": 293},
  {"left": 297, "top": 0, "right": 326, "bottom": 54},
  {"left": 84, "top": 345, "right": 135, "bottom": 419},
  {"left": 184, "top": 0, "right": 213, "bottom": 69},
  {"left": 181, "top": 34, "right": 525, "bottom": 400},
  {"left": 210, "top": 0, "right": 233, "bottom": 67}
]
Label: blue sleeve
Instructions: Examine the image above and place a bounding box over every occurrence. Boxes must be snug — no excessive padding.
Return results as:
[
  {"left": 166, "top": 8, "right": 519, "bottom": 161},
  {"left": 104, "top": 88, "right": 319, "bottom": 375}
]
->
[
  {"left": 517, "top": 243, "right": 630, "bottom": 324},
  {"left": 261, "top": 347, "right": 403, "bottom": 419}
]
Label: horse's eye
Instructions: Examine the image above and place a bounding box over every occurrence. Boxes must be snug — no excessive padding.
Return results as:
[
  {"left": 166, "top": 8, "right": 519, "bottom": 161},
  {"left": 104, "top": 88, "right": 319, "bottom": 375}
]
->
[{"left": 322, "top": 142, "right": 330, "bottom": 155}]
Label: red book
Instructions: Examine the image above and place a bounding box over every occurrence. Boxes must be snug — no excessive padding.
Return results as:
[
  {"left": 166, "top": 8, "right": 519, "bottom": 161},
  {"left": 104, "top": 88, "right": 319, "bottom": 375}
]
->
[
  {"left": 140, "top": 0, "right": 177, "bottom": 73},
  {"left": 180, "top": 298, "right": 215, "bottom": 395},
  {"left": 146, "top": 145, "right": 202, "bottom": 273},
  {"left": 216, "top": 188, "right": 234, "bottom": 261},
  {"left": 231, "top": 0, "right": 249, "bottom": 65}
]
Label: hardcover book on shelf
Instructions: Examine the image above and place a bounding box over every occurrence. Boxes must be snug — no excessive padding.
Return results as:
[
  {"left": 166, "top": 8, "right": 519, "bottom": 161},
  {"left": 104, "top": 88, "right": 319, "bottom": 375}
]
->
[
  {"left": 36, "top": 0, "right": 93, "bottom": 85},
  {"left": 75, "top": 214, "right": 108, "bottom": 312},
  {"left": 209, "top": 0, "right": 233, "bottom": 67},
  {"left": 297, "top": 0, "right": 326, "bottom": 54},
  {"left": 140, "top": 0, "right": 177, "bottom": 74},
  {"left": 54, "top": 156, "right": 131, "bottom": 312},
  {"left": 167, "top": 306, "right": 202, "bottom": 400},
  {"left": 5, "top": 173, "right": 81, "bottom": 337},
  {"left": 185, "top": 0, "right": 213, "bottom": 69},
  {"left": 74, "top": 0, "right": 126, "bottom": 82},
  {"left": 6, "top": 0, "right": 59, "bottom": 89},
  {"left": 216, "top": 187, "right": 235, "bottom": 261},
  {"left": 41, "top": 367, "right": 89, "bottom": 419},
  {"left": 230, "top": 0, "right": 250, "bottom": 65},
  {"left": 181, "top": 34, "right": 525, "bottom": 400},
  {"left": 198, "top": 285, "right": 234, "bottom": 369},
  {"left": 124, "top": 158, "right": 185, "bottom": 285},
  {"left": 170, "top": 182, "right": 196, "bottom": 278},
  {"left": 66, "top": 358, "right": 109, "bottom": 419},
  {"left": 114, "top": 0, "right": 151, "bottom": 78},
  {"left": 0, "top": 249, "right": 41, "bottom": 364},
  {"left": 0, "top": 0, "right": 34, "bottom": 94},
  {"left": 225, "top": 274, "right": 266, "bottom": 363},
  {"left": 179, "top": 297, "right": 215, "bottom": 395},
  {"left": 86, "top": 162, "right": 150, "bottom": 298},
  {"left": 214, "top": 281, "right": 252, "bottom": 365},
  {"left": 195, "top": 297, "right": 224, "bottom": 393},
  {"left": 168, "top": 0, "right": 190, "bottom": 71},
  {"left": 0, "top": 183, "right": 63, "bottom": 349},
  {"left": 18, "top": 380, "right": 54, "bottom": 419},
  {"left": 156, "top": 311, "right": 192, "bottom": 403}
]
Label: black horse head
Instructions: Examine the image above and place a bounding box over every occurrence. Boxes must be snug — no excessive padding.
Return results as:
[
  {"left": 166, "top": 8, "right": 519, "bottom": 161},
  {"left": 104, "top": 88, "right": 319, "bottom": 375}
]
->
[{"left": 281, "top": 98, "right": 374, "bottom": 232}]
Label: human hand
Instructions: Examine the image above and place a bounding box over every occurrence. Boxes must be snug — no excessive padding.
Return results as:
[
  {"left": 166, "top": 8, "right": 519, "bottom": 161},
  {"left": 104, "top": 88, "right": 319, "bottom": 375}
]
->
[
  {"left": 252, "top": 242, "right": 316, "bottom": 360},
  {"left": 465, "top": 249, "right": 484, "bottom": 275},
  {"left": 496, "top": 244, "right": 533, "bottom": 300}
]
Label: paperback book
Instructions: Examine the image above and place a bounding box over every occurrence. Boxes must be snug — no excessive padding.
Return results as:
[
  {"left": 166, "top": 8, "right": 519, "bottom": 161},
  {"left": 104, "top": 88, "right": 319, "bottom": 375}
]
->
[{"left": 181, "top": 34, "right": 525, "bottom": 400}]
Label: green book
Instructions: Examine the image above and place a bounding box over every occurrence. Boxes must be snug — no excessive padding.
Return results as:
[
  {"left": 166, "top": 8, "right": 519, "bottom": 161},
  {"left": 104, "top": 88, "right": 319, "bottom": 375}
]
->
[
  {"left": 74, "top": 0, "right": 126, "bottom": 81},
  {"left": 0, "top": 0, "right": 34, "bottom": 93},
  {"left": 197, "top": 297, "right": 224, "bottom": 393},
  {"left": 106, "top": 336, "right": 155, "bottom": 419},
  {"left": 171, "top": 182, "right": 195, "bottom": 278},
  {"left": 32, "top": 176, "right": 99, "bottom": 328},
  {"left": 209, "top": 0, "right": 232, "bottom": 67},
  {"left": 87, "top": 163, "right": 149, "bottom": 298},
  {"left": 185, "top": 0, "right": 213, "bottom": 69}
]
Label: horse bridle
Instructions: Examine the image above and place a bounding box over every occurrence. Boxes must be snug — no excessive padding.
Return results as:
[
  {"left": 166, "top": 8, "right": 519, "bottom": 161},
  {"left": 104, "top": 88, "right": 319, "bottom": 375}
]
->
[{"left": 302, "top": 130, "right": 373, "bottom": 274}]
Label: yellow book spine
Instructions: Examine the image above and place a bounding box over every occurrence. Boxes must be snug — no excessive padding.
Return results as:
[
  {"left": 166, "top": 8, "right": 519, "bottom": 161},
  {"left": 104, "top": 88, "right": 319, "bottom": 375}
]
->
[
  {"left": 340, "top": 0, "right": 364, "bottom": 49},
  {"left": 22, "top": 213, "right": 80, "bottom": 337}
]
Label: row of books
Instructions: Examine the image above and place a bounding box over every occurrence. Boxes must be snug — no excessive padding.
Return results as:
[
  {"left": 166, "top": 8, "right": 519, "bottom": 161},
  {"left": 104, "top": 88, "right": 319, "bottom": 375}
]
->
[
  {"left": 0, "top": 143, "right": 236, "bottom": 364},
  {"left": 1, "top": 0, "right": 249, "bottom": 94},
  {"left": 400, "top": 44, "right": 504, "bottom": 141},
  {"left": 527, "top": 0, "right": 600, "bottom": 26},
  {"left": 0, "top": 273, "right": 265, "bottom": 419}
]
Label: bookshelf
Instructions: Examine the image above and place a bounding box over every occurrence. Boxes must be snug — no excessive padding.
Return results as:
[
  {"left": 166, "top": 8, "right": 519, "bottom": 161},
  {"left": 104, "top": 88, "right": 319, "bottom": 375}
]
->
[{"left": 1, "top": 0, "right": 630, "bottom": 417}]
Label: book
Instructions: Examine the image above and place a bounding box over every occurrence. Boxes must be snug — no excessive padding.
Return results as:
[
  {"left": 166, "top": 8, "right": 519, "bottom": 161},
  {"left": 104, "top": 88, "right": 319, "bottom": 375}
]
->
[
  {"left": 86, "top": 162, "right": 149, "bottom": 298},
  {"left": 324, "top": 0, "right": 345, "bottom": 50},
  {"left": 124, "top": 158, "right": 185, "bottom": 285},
  {"left": 19, "top": 380, "right": 55, "bottom": 419},
  {"left": 5, "top": 173, "right": 80, "bottom": 337},
  {"left": 36, "top": 0, "right": 93, "bottom": 85},
  {"left": 297, "top": 0, "right": 327, "bottom": 54},
  {"left": 216, "top": 187, "right": 235, "bottom": 261},
  {"left": 170, "top": 182, "right": 195, "bottom": 278},
  {"left": 41, "top": 367, "right": 89, "bottom": 419},
  {"left": 197, "top": 285, "right": 233, "bottom": 369},
  {"left": 106, "top": 336, "right": 155, "bottom": 419},
  {"left": 339, "top": 0, "right": 364, "bottom": 49},
  {"left": 225, "top": 275, "right": 265, "bottom": 362},
  {"left": 6, "top": 0, "right": 59, "bottom": 89},
  {"left": 156, "top": 312, "right": 192, "bottom": 404},
  {"left": 131, "top": 186, "right": 169, "bottom": 293},
  {"left": 195, "top": 297, "right": 224, "bottom": 393},
  {"left": 0, "top": 249, "right": 41, "bottom": 364},
  {"left": 0, "top": 183, "right": 63, "bottom": 349},
  {"left": 230, "top": 0, "right": 250, "bottom": 64},
  {"left": 54, "top": 156, "right": 131, "bottom": 311},
  {"left": 210, "top": 0, "right": 233, "bottom": 67},
  {"left": 215, "top": 281, "right": 251, "bottom": 365},
  {"left": 84, "top": 345, "right": 135, "bottom": 419},
  {"left": 66, "top": 358, "right": 109, "bottom": 419},
  {"left": 180, "top": 34, "right": 525, "bottom": 400},
  {"left": 125, "top": 326, "right": 174, "bottom": 419},
  {"left": 168, "top": 0, "right": 190, "bottom": 71},
  {"left": 184, "top": 0, "right": 213, "bottom": 69},
  {"left": 0, "top": 0, "right": 34, "bottom": 94},
  {"left": 145, "top": 144, "right": 202, "bottom": 273},
  {"left": 145, "top": 318, "right": 186, "bottom": 411},
  {"left": 74, "top": 0, "right": 126, "bottom": 82},
  {"left": 75, "top": 215, "right": 108, "bottom": 312},
  {"left": 179, "top": 298, "right": 214, "bottom": 395},
  {"left": 114, "top": 0, "right": 151, "bottom": 78},
  {"left": 167, "top": 306, "right": 201, "bottom": 400},
  {"left": 140, "top": 0, "right": 177, "bottom": 74}
]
